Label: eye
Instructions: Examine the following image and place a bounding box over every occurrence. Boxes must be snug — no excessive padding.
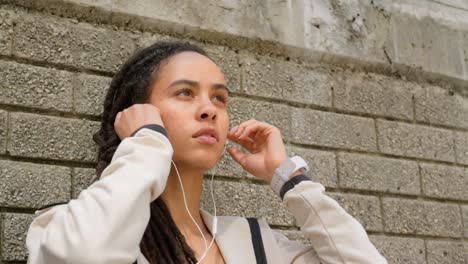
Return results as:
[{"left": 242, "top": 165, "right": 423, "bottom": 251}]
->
[
  {"left": 215, "top": 94, "right": 228, "bottom": 104},
  {"left": 176, "top": 88, "right": 192, "bottom": 97}
]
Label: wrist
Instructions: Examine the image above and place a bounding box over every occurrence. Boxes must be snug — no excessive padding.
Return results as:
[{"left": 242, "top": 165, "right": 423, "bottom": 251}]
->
[{"left": 269, "top": 156, "right": 309, "bottom": 196}]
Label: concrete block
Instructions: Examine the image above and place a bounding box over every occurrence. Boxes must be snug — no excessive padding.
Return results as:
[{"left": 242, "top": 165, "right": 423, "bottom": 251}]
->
[
  {"left": 73, "top": 167, "right": 97, "bottom": 199},
  {"left": 455, "top": 131, "right": 468, "bottom": 165},
  {"left": 286, "top": 145, "right": 337, "bottom": 188},
  {"left": 291, "top": 108, "right": 377, "bottom": 152},
  {"left": 414, "top": 84, "right": 468, "bottom": 129},
  {"left": 8, "top": 112, "right": 99, "bottom": 162},
  {"left": 369, "top": 235, "right": 426, "bottom": 264},
  {"left": 74, "top": 73, "right": 111, "bottom": 116},
  {"left": 228, "top": 97, "right": 290, "bottom": 141},
  {"left": 338, "top": 152, "right": 420, "bottom": 195},
  {"left": 334, "top": 71, "right": 414, "bottom": 120},
  {"left": 241, "top": 51, "right": 332, "bottom": 106},
  {"left": 0, "top": 10, "right": 14, "bottom": 56},
  {"left": 274, "top": 229, "right": 312, "bottom": 245},
  {"left": 0, "top": 160, "right": 71, "bottom": 208},
  {"left": 421, "top": 163, "right": 467, "bottom": 200},
  {"left": 377, "top": 119, "right": 455, "bottom": 162},
  {"left": 462, "top": 205, "right": 468, "bottom": 238},
  {"left": 1, "top": 213, "right": 34, "bottom": 261},
  {"left": 134, "top": 32, "right": 177, "bottom": 50},
  {"left": 203, "top": 43, "right": 241, "bottom": 94},
  {"left": 465, "top": 243, "right": 468, "bottom": 264},
  {"left": 201, "top": 180, "right": 295, "bottom": 227},
  {"left": 426, "top": 240, "right": 465, "bottom": 264},
  {"left": 327, "top": 192, "right": 382, "bottom": 232},
  {"left": 382, "top": 197, "right": 463, "bottom": 237},
  {"left": 0, "top": 61, "right": 73, "bottom": 112},
  {"left": 14, "top": 12, "right": 136, "bottom": 73}
]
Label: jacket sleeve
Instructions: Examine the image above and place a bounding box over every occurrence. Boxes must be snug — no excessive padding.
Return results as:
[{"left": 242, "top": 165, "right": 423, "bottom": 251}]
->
[
  {"left": 273, "top": 174, "right": 388, "bottom": 264},
  {"left": 25, "top": 125, "right": 173, "bottom": 264}
]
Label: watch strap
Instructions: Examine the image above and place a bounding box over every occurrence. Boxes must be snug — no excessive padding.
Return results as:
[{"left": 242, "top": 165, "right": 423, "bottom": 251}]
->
[
  {"left": 270, "top": 156, "right": 309, "bottom": 196},
  {"left": 279, "top": 174, "right": 312, "bottom": 200}
]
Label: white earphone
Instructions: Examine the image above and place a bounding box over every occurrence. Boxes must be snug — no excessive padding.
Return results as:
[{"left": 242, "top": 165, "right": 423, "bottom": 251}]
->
[{"left": 171, "top": 144, "right": 226, "bottom": 263}]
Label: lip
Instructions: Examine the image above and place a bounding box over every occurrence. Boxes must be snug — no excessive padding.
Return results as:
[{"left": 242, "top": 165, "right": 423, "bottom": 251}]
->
[{"left": 192, "top": 127, "right": 219, "bottom": 142}]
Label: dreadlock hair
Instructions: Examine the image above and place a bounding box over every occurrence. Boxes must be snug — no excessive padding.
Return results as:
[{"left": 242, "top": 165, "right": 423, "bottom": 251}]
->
[{"left": 92, "top": 40, "right": 212, "bottom": 264}]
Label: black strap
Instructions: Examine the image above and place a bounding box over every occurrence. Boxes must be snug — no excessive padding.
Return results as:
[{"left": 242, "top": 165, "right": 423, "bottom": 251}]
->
[
  {"left": 246, "top": 218, "right": 268, "bottom": 264},
  {"left": 280, "top": 174, "right": 312, "bottom": 200},
  {"left": 130, "top": 123, "right": 168, "bottom": 138}
]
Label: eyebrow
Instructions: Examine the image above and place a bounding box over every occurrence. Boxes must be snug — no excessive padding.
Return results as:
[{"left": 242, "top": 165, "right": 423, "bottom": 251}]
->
[{"left": 168, "top": 79, "right": 230, "bottom": 94}]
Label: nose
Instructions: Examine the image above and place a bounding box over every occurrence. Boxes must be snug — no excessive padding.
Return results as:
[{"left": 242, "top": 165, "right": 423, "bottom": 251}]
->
[{"left": 196, "top": 94, "right": 217, "bottom": 121}]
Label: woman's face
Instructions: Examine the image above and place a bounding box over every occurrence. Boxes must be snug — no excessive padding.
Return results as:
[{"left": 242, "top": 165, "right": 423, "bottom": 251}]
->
[{"left": 148, "top": 51, "right": 230, "bottom": 171}]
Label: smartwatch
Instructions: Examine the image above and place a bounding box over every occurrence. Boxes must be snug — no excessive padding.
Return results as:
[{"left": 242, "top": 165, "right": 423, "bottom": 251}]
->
[{"left": 270, "top": 155, "right": 309, "bottom": 196}]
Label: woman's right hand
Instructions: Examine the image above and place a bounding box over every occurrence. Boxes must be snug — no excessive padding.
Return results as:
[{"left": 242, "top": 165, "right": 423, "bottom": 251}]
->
[{"left": 114, "top": 103, "right": 165, "bottom": 140}]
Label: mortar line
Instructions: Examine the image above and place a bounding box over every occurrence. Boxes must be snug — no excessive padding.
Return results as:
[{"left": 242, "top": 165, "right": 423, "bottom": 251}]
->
[
  {"left": 1, "top": 91, "right": 468, "bottom": 135},
  {"left": 453, "top": 130, "right": 459, "bottom": 164},
  {"left": 419, "top": 164, "right": 428, "bottom": 206},
  {"left": 335, "top": 151, "right": 341, "bottom": 189},
  {"left": 268, "top": 224, "right": 466, "bottom": 241},
  {"left": 230, "top": 92, "right": 468, "bottom": 133},
  {"left": 287, "top": 141, "right": 468, "bottom": 169},
  {"left": 0, "top": 105, "right": 101, "bottom": 122},
  {"left": 4, "top": 111, "right": 10, "bottom": 156},
  {"left": 457, "top": 204, "right": 466, "bottom": 240},
  {"left": 70, "top": 167, "right": 75, "bottom": 201},
  {"left": 0, "top": 155, "right": 96, "bottom": 169},
  {"left": 423, "top": 239, "right": 429, "bottom": 264},
  {"left": 200, "top": 174, "right": 468, "bottom": 205},
  {"left": 0, "top": 54, "right": 114, "bottom": 77},
  {"left": 378, "top": 195, "right": 385, "bottom": 236},
  {"left": 374, "top": 117, "right": 380, "bottom": 152}
]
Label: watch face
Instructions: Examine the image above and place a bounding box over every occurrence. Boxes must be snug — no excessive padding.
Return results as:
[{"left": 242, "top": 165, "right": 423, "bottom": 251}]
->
[{"left": 279, "top": 158, "right": 295, "bottom": 176}]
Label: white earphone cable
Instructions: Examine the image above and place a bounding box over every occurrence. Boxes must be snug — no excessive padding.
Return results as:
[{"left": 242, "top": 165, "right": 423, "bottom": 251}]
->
[
  {"left": 172, "top": 159, "right": 208, "bottom": 250},
  {"left": 172, "top": 144, "right": 225, "bottom": 264}
]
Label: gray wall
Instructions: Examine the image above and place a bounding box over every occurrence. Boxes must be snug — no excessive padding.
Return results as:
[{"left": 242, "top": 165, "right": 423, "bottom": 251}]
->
[{"left": 0, "top": 0, "right": 467, "bottom": 263}]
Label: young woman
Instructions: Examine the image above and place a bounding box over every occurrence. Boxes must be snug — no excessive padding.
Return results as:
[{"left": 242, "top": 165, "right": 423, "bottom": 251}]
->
[{"left": 25, "top": 41, "right": 387, "bottom": 264}]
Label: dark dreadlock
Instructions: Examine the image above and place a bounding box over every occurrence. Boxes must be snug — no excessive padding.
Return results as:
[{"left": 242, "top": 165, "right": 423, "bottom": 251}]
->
[{"left": 92, "top": 40, "right": 212, "bottom": 264}]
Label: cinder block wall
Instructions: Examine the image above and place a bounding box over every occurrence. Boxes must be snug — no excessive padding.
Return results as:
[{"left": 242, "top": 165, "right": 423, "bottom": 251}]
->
[{"left": 0, "top": 1, "right": 467, "bottom": 263}]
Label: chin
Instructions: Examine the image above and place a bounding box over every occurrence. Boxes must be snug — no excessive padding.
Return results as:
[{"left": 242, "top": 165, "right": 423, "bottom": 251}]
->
[{"left": 177, "top": 150, "right": 218, "bottom": 168}]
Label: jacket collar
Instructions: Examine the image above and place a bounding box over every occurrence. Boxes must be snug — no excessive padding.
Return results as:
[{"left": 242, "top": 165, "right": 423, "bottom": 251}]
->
[{"left": 200, "top": 208, "right": 257, "bottom": 263}]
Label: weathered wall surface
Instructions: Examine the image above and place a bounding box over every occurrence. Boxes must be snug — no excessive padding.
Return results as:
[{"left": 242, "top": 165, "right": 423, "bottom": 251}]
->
[{"left": 0, "top": 0, "right": 467, "bottom": 263}]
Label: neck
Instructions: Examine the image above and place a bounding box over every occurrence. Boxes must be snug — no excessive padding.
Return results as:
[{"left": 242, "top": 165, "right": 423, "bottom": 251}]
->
[{"left": 160, "top": 161, "right": 208, "bottom": 237}]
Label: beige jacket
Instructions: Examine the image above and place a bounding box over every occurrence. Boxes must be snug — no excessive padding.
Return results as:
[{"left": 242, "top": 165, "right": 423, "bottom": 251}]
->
[{"left": 26, "top": 126, "right": 388, "bottom": 264}]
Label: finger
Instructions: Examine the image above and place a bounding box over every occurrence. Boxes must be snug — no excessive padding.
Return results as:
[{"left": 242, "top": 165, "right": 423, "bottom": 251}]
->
[
  {"left": 227, "top": 133, "right": 256, "bottom": 153},
  {"left": 226, "top": 147, "right": 249, "bottom": 168},
  {"left": 230, "top": 118, "right": 256, "bottom": 136},
  {"left": 234, "top": 119, "right": 257, "bottom": 137},
  {"left": 238, "top": 121, "right": 270, "bottom": 141},
  {"left": 229, "top": 125, "right": 239, "bottom": 134}
]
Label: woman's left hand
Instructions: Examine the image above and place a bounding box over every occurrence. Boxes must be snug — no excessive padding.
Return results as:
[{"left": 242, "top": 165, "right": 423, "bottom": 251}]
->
[{"left": 226, "top": 119, "right": 288, "bottom": 183}]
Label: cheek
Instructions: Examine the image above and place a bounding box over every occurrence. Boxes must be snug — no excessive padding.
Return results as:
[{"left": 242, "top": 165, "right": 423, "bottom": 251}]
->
[{"left": 160, "top": 111, "right": 187, "bottom": 141}]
